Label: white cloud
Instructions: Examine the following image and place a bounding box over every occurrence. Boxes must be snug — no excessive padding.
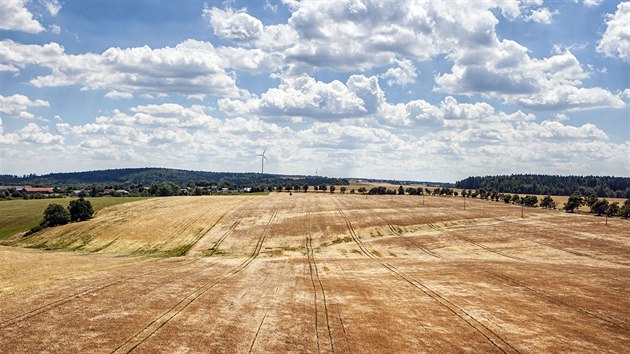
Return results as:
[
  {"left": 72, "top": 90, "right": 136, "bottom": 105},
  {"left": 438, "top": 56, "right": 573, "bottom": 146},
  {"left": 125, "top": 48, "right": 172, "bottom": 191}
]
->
[
  {"left": 1, "top": 123, "right": 63, "bottom": 145},
  {"left": 264, "top": 0, "right": 278, "bottom": 13},
  {"left": 0, "top": 0, "right": 45, "bottom": 33},
  {"left": 41, "top": 0, "right": 61, "bottom": 16},
  {"left": 204, "top": 6, "right": 263, "bottom": 43},
  {"left": 597, "top": 2, "right": 630, "bottom": 62},
  {"left": 0, "top": 39, "right": 243, "bottom": 99},
  {"left": 104, "top": 91, "right": 134, "bottom": 100},
  {"left": 526, "top": 8, "right": 557, "bottom": 24},
  {"left": 0, "top": 94, "right": 49, "bottom": 119},
  {"left": 583, "top": 0, "right": 603, "bottom": 7},
  {"left": 435, "top": 40, "right": 625, "bottom": 111},
  {"left": 49, "top": 24, "right": 61, "bottom": 33},
  {"left": 380, "top": 59, "right": 417, "bottom": 86}
]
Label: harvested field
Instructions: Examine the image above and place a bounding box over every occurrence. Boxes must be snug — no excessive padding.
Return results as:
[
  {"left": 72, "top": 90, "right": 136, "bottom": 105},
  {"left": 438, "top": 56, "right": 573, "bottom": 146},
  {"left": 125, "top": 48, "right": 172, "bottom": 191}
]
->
[{"left": 1, "top": 193, "right": 629, "bottom": 353}]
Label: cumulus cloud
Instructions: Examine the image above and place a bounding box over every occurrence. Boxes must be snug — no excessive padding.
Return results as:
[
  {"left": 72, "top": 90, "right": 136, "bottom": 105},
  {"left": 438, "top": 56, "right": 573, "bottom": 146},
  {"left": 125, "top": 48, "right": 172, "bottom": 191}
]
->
[
  {"left": 1, "top": 123, "right": 63, "bottom": 145},
  {"left": 380, "top": 59, "right": 417, "bottom": 86},
  {"left": 526, "top": 8, "right": 557, "bottom": 24},
  {"left": 41, "top": 0, "right": 62, "bottom": 16},
  {"left": 597, "top": 2, "right": 630, "bottom": 62},
  {"left": 435, "top": 40, "right": 625, "bottom": 111},
  {"left": 203, "top": 6, "right": 263, "bottom": 43},
  {"left": 0, "top": 0, "right": 45, "bottom": 33},
  {"left": 0, "top": 39, "right": 242, "bottom": 99},
  {"left": 0, "top": 94, "right": 50, "bottom": 119}
]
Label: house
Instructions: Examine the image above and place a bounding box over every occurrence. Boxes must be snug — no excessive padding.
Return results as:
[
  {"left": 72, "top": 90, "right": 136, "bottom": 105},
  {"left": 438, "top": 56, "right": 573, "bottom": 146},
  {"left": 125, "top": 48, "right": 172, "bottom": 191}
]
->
[
  {"left": 0, "top": 185, "right": 30, "bottom": 191},
  {"left": 22, "top": 187, "right": 54, "bottom": 194},
  {"left": 115, "top": 189, "right": 129, "bottom": 195}
]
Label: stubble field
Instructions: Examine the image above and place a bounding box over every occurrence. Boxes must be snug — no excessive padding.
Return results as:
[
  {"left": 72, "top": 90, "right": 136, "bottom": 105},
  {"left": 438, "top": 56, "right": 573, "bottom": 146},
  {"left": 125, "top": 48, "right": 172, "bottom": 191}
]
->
[{"left": 1, "top": 193, "right": 628, "bottom": 353}]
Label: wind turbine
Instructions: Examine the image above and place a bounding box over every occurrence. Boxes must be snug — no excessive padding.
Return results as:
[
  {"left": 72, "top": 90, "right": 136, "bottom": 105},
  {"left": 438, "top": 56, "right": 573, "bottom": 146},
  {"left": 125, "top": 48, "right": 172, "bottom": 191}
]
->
[{"left": 257, "top": 147, "right": 268, "bottom": 174}]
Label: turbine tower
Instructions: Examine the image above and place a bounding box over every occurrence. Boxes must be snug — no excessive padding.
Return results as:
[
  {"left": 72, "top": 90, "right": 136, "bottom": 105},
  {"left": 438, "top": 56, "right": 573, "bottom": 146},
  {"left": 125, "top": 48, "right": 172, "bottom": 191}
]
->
[{"left": 257, "top": 147, "right": 268, "bottom": 174}]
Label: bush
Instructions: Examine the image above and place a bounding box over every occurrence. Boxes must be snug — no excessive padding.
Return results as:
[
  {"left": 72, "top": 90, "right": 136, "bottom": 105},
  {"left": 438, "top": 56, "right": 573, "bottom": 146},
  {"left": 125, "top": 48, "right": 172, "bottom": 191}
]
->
[
  {"left": 42, "top": 203, "right": 70, "bottom": 227},
  {"left": 68, "top": 197, "right": 94, "bottom": 222}
]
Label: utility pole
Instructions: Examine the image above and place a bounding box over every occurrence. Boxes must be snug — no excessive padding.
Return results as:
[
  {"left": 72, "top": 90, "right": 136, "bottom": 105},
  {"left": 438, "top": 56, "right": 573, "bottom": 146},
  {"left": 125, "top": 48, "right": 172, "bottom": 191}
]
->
[
  {"left": 464, "top": 197, "right": 466, "bottom": 210},
  {"left": 521, "top": 202, "right": 524, "bottom": 218}
]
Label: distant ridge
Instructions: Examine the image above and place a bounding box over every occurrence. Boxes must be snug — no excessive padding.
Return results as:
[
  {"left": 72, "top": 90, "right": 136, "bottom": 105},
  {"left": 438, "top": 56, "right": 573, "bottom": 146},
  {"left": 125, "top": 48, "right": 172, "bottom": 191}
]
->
[
  {"left": 456, "top": 174, "right": 630, "bottom": 198},
  {"left": 0, "top": 167, "right": 349, "bottom": 187}
]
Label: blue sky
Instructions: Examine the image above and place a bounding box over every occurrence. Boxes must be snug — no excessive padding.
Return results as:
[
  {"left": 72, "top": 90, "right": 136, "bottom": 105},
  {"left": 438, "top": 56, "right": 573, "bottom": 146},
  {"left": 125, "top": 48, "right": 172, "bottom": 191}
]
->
[{"left": 1, "top": 0, "right": 628, "bottom": 182}]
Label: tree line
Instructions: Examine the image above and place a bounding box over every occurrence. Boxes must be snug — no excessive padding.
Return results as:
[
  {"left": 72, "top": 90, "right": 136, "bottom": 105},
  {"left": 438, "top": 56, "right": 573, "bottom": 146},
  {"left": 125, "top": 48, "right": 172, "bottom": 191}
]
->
[
  {"left": 456, "top": 174, "right": 630, "bottom": 198},
  {"left": 0, "top": 168, "right": 349, "bottom": 189}
]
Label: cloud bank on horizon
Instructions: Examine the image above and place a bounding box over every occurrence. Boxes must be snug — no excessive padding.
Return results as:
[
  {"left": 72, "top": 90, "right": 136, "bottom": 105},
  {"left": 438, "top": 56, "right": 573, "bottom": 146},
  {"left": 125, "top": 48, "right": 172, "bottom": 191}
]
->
[{"left": 0, "top": 0, "right": 628, "bottom": 181}]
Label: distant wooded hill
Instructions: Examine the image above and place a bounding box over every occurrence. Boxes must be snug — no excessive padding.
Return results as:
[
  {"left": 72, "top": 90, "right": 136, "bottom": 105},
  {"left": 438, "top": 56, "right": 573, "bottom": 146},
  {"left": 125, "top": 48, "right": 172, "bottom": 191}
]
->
[
  {"left": 456, "top": 175, "right": 630, "bottom": 198},
  {"left": 0, "top": 168, "right": 349, "bottom": 188}
]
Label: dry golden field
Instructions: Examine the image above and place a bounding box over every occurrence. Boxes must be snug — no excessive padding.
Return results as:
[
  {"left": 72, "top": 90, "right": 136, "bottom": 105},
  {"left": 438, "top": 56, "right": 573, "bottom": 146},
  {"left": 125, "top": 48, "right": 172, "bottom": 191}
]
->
[{"left": 1, "top": 193, "right": 629, "bottom": 353}]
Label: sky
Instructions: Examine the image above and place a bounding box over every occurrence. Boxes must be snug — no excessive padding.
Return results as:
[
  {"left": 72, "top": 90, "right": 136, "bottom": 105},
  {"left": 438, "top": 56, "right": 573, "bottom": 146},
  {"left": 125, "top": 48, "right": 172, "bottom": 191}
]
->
[{"left": 0, "top": 0, "right": 629, "bottom": 182}]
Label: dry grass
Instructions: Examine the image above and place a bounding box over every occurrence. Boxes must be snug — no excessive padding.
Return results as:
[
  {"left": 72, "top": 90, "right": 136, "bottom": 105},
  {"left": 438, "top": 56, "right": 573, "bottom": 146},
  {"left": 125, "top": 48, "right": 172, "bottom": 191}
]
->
[{"left": 1, "top": 193, "right": 628, "bottom": 353}]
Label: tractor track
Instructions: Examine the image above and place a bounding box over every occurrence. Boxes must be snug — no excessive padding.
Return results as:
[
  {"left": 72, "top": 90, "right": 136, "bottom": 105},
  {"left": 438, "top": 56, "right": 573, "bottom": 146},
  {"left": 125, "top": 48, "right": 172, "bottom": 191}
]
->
[
  {"left": 203, "top": 210, "right": 247, "bottom": 256},
  {"left": 0, "top": 257, "right": 200, "bottom": 329},
  {"left": 379, "top": 215, "right": 441, "bottom": 259},
  {"left": 111, "top": 209, "right": 278, "bottom": 354},
  {"left": 485, "top": 269, "right": 630, "bottom": 332},
  {"left": 184, "top": 203, "right": 241, "bottom": 256},
  {"left": 305, "top": 212, "right": 335, "bottom": 353},
  {"left": 426, "top": 222, "right": 523, "bottom": 261},
  {"left": 331, "top": 196, "right": 520, "bottom": 354}
]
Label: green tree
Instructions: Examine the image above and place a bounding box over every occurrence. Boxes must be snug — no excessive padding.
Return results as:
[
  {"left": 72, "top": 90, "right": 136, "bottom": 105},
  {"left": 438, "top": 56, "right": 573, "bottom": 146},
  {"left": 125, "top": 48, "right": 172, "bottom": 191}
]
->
[
  {"left": 42, "top": 203, "right": 71, "bottom": 227},
  {"left": 340, "top": 186, "right": 347, "bottom": 194},
  {"left": 540, "top": 195, "right": 555, "bottom": 209},
  {"left": 330, "top": 185, "right": 336, "bottom": 193},
  {"left": 320, "top": 185, "right": 328, "bottom": 193},
  {"left": 563, "top": 195, "right": 583, "bottom": 213},
  {"left": 620, "top": 199, "right": 630, "bottom": 218},
  {"left": 68, "top": 197, "right": 94, "bottom": 222},
  {"left": 398, "top": 185, "right": 405, "bottom": 195},
  {"left": 591, "top": 199, "right": 609, "bottom": 216},
  {"left": 585, "top": 194, "right": 598, "bottom": 211},
  {"left": 303, "top": 184, "right": 309, "bottom": 193},
  {"left": 607, "top": 202, "right": 620, "bottom": 217}
]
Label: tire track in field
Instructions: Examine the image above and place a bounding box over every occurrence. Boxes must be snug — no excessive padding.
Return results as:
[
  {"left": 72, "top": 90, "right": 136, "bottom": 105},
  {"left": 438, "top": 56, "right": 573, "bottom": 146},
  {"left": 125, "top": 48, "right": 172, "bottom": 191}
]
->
[
  {"left": 305, "top": 212, "right": 335, "bottom": 354},
  {"left": 484, "top": 269, "right": 630, "bottom": 333},
  {"left": 112, "top": 209, "right": 278, "bottom": 354},
  {"left": 427, "top": 222, "right": 523, "bottom": 261},
  {"left": 379, "top": 216, "right": 441, "bottom": 259},
  {"left": 389, "top": 197, "right": 630, "bottom": 333},
  {"left": 0, "top": 257, "right": 199, "bottom": 329},
  {"left": 183, "top": 203, "right": 241, "bottom": 256},
  {"left": 203, "top": 210, "right": 247, "bottom": 256},
  {"left": 331, "top": 197, "right": 520, "bottom": 354}
]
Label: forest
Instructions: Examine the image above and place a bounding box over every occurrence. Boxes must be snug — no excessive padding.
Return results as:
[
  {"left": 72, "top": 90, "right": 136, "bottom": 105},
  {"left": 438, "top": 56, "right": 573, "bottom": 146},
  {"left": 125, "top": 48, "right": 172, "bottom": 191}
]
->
[
  {"left": 0, "top": 168, "right": 348, "bottom": 189},
  {"left": 456, "top": 174, "right": 630, "bottom": 198}
]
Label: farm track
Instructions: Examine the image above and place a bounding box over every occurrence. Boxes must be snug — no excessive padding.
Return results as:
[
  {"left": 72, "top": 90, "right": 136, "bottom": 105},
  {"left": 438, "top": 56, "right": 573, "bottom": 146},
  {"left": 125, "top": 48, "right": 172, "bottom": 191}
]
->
[
  {"left": 0, "top": 257, "right": 201, "bottom": 329},
  {"left": 305, "top": 211, "right": 335, "bottom": 354},
  {"left": 112, "top": 209, "right": 278, "bottom": 353},
  {"left": 331, "top": 196, "right": 520, "bottom": 354}
]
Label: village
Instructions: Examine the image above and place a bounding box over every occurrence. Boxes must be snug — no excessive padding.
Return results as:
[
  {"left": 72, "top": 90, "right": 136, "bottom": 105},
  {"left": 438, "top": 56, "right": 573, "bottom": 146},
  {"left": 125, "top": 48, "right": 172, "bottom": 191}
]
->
[{"left": 0, "top": 184, "right": 253, "bottom": 200}]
